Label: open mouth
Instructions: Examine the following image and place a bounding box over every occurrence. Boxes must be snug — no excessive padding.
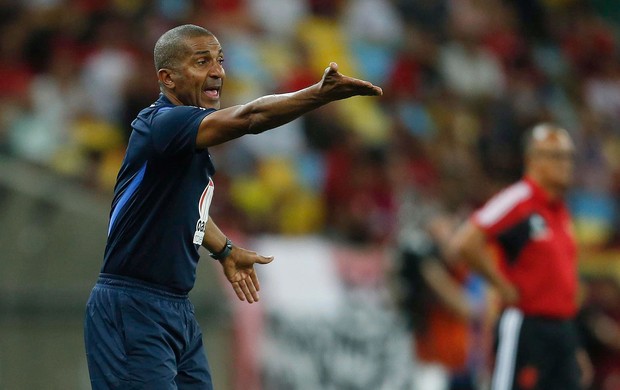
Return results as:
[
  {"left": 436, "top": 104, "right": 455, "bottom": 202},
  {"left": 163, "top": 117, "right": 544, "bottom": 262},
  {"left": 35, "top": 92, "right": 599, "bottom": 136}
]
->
[{"left": 203, "top": 87, "right": 220, "bottom": 99}]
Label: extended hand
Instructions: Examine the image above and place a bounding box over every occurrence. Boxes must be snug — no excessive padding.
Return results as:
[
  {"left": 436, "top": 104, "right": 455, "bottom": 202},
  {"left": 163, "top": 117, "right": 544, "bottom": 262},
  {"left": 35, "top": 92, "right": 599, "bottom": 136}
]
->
[
  {"left": 219, "top": 247, "right": 273, "bottom": 303},
  {"left": 318, "top": 62, "right": 383, "bottom": 100}
]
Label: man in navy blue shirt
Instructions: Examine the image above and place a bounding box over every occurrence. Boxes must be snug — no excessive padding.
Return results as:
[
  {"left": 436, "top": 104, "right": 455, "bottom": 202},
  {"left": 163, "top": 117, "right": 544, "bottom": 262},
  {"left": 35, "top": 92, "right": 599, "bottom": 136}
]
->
[{"left": 84, "top": 24, "right": 382, "bottom": 389}]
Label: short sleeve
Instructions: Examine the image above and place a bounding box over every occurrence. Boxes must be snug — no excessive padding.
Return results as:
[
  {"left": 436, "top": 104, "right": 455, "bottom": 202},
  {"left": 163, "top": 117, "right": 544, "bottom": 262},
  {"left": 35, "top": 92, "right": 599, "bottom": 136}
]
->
[
  {"left": 151, "top": 106, "right": 214, "bottom": 157},
  {"left": 472, "top": 181, "right": 532, "bottom": 237}
]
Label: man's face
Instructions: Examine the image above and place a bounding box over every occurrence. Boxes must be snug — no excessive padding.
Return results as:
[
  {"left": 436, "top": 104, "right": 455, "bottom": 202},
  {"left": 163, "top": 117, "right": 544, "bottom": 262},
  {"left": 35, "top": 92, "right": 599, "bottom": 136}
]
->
[
  {"left": 528, "top": 128, "right": 575, "bottom": 193},
  {"left": 170, "top": 34, "right": 224, "bottom": 109}
]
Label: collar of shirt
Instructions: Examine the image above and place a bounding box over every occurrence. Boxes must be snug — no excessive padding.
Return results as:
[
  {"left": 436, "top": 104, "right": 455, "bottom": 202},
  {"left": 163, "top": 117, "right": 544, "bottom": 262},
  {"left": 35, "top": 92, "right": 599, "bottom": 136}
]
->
[{"left": 523, "top": 176, "right": 564, "bottom": 210}]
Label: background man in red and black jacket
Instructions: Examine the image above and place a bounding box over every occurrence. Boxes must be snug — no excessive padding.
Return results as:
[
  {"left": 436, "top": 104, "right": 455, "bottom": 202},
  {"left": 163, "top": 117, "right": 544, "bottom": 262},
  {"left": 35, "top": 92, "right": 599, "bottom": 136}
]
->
[{"left": 449, "top": 123, "right": 592, "bottom": 390}]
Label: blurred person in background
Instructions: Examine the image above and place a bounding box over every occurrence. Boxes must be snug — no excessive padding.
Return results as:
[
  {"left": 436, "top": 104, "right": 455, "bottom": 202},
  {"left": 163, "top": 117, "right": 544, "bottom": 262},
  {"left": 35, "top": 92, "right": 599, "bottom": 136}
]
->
[
  {"left": 83, "top": 24, "right": 382, "bottom": 389},
  {"left": 394, "top": 148, "right": 484, "bottom": 390},
  {"left": 397, "top": 197, "right": 476, "bottom": 390},
  {"left": 449, "top": 123, "right": 593, "bottom": 390},
  {"left": 577, "top": 275, "right": 620, "bottom": 390}
]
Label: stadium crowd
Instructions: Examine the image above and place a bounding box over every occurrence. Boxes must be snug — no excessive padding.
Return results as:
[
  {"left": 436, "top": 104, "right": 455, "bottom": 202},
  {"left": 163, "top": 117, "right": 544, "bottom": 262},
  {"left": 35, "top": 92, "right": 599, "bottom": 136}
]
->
[{"left": 1, "top": 0, "right": 620, "bottom": 388}]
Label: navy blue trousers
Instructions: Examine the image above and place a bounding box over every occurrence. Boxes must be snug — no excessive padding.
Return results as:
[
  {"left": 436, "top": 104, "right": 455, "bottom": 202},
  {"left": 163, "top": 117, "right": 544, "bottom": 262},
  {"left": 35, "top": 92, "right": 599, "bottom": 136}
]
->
[{"left": 84, "top": 274, "right": 214, "bottom": 389}]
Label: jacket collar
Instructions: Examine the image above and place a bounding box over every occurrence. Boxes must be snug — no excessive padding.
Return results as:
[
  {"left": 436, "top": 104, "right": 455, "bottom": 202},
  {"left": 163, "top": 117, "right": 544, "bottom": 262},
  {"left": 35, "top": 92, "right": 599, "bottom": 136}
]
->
[{"left": 523, "top": 176, "right": 564, "bottom": 209}]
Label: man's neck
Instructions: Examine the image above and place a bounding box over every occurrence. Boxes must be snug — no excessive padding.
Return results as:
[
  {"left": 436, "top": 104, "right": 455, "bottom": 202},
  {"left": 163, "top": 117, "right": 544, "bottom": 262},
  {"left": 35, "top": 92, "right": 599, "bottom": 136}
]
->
[
  {"left": 162, "top": 90, "right": 183, "bottom": 106},
  {"left": 525, "top": 175, "right": 564, "bottom": 202}
]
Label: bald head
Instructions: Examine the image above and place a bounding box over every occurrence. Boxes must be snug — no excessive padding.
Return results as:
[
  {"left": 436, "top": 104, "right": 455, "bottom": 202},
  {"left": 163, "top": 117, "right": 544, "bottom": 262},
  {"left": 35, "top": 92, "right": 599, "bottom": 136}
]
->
[
  {"left": 154, "top": 24, "right": 214, "bottom": 71},
  {"left": 524, "top": 123, "right": 573, "bottom": 157},
  {"left": 523, "top": 123, "right": 575, "bottom": 197}
]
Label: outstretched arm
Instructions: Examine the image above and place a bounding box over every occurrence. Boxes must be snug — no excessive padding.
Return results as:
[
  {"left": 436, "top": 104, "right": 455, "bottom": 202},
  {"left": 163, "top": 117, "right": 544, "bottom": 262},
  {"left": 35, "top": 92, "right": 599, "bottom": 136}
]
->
[
  {"left": 196, "top": 62, "right": 382, "bottom": 148},
  {"left": 202, "top": 217, "right": 273, "bottom": 303}
]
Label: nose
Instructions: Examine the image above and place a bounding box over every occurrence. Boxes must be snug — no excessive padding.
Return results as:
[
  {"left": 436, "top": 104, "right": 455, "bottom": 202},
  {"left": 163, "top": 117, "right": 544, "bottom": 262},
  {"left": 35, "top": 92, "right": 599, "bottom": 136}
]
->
[{"left": 209, "top": 62, "right": 224, "bottom": 78}]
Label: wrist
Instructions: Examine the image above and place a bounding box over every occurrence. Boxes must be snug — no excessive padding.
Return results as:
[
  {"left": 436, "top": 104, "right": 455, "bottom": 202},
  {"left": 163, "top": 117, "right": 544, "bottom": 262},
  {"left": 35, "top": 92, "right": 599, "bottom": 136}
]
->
[
  {"left": 307, "top": 82, "right": 329, "bottom": 105},
  {"left": 210, "top": 238, "right": 233, "bottom": 261}
]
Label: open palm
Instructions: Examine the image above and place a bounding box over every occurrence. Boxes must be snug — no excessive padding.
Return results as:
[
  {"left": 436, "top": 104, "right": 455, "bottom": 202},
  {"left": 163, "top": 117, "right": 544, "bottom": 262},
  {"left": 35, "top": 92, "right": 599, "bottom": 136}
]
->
[{"left": 219, "top": 247, "right": 273, "bottom": 303}]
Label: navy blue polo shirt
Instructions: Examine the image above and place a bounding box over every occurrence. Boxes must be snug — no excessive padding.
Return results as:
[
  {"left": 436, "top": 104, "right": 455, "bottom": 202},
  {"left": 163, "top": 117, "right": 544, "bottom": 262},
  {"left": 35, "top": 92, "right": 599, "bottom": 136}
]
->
[{"left": 102, "top": 94, "right": 216, "bottom": 293}]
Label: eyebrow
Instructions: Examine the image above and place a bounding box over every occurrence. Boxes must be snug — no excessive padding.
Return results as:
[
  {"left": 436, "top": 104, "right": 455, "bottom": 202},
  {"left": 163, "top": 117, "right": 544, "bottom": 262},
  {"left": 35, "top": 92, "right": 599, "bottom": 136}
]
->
[{"left": 193, "top": 49, "right": 223, "bottom": 56}]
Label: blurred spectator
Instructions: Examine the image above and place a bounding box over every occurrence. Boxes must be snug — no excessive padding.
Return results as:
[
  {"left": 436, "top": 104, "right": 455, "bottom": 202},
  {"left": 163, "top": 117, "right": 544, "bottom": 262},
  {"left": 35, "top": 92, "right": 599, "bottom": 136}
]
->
[
  {"left": 569, "top": 111, "right": 618, "bottom": 248},
  {"left": 323, "top": 129, "right": 397, "bottom": 244},
  {"left": 440, "top": 4, "right": 505, "bottom": 101},
  {"left": 0, "top": 10, "right": 33, "bottom": 101},
  {"left": 583, "top": 56, "right": 620, "bottom": 127},
  {"left": 121, "top": 51, "right": 160, "bottom": 139},
  {"left": 396, "top": 183, "right": 478, "bottom": 390},
  {"left": 506, "top": 0, "right": 550, "bottom": 41},
  {"left": 247, "top": 0, "right": 308, "bottom": 39},
  {"left": 11, "top": 44, "right": 91, "bottom": 165},
  {"left": 578, "top": 276, "right": 620, "bottom": 390},
  {"left": 394, "top": 0, "right": 448, "bottom": 40},
  {"left": 341, "top": 0, "right": 402, "bottom": 84},
  {"left": 387, "top": 25, "right": 442, "bottom": 103},
  {"left": 561, "top": 7, "right": 616, "bottom": 78},
  {"left": 80, "top": 14, "right": 137, "bottom": 124}
]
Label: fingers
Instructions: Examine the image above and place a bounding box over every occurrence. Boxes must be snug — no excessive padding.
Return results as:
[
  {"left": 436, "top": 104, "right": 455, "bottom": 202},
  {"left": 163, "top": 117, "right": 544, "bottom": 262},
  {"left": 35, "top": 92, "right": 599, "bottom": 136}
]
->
[
  {"left": 233, "top": 276, "right": 261, "bottom": 303},
  {"left": 251, "top": 271, "right": 261, "bottom": 292},
  {"left": 360, "top": 84, "right": 383, "bottom": 96},
  {"left": 322, "top": 62, "right": 383, "bottom": 97},
  {"left": 238, "top": 279, "right": 254, "bottom": 303},
  {"left": 244, "top": 278, "right": 259, "bottom": 302},
  {"left": 339, "top": 76, "right": 383, "bottom": 97},
  {"left": 354, "top": 79, "right": 383, "bottom": 96},
  {"left": 248, "top": 256, "right": 272, "bottom": 294},
  {"left": 232, "top": 282, "right": 245, "bottom": 301}
]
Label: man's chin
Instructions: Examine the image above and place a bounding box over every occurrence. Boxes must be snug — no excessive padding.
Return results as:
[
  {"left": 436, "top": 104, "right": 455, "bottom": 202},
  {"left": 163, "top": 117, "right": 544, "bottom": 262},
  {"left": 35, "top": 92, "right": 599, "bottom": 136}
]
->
[
  {"left": 556, "top": 181, "right": 572, "bottom": 194},
  {"left": 201, "top": 100, "right": 220, "bottom": 110}
]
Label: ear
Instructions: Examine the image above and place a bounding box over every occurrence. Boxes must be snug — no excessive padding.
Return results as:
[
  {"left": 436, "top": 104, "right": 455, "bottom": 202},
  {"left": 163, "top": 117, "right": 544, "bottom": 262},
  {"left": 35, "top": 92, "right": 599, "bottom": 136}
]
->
[{"left": 158, "top": 68, "right": 175, "bottom": 90}]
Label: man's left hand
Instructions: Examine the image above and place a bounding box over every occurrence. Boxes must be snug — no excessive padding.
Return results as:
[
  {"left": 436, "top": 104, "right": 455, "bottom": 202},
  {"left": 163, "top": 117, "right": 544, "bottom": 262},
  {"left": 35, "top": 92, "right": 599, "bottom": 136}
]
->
[{"left": 219, "top": 247, "right": 274, "bottom": 303}]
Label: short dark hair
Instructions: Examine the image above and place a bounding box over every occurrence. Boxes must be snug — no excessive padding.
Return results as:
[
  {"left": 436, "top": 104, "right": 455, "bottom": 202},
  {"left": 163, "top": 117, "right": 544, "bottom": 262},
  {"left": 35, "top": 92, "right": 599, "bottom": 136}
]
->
[{"left": 154, "top": 24, "right": 213, "bottom": 71}]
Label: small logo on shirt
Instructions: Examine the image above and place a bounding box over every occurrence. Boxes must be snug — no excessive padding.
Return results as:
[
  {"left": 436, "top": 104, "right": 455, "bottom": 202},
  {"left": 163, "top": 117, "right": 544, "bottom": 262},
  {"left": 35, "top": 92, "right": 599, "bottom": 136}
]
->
[
  {"left": 529, "top": 213, "right": 549, "bottom": 240},
  {"left": 192, "top": 178, "right": 214, "bottom": 245}
]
